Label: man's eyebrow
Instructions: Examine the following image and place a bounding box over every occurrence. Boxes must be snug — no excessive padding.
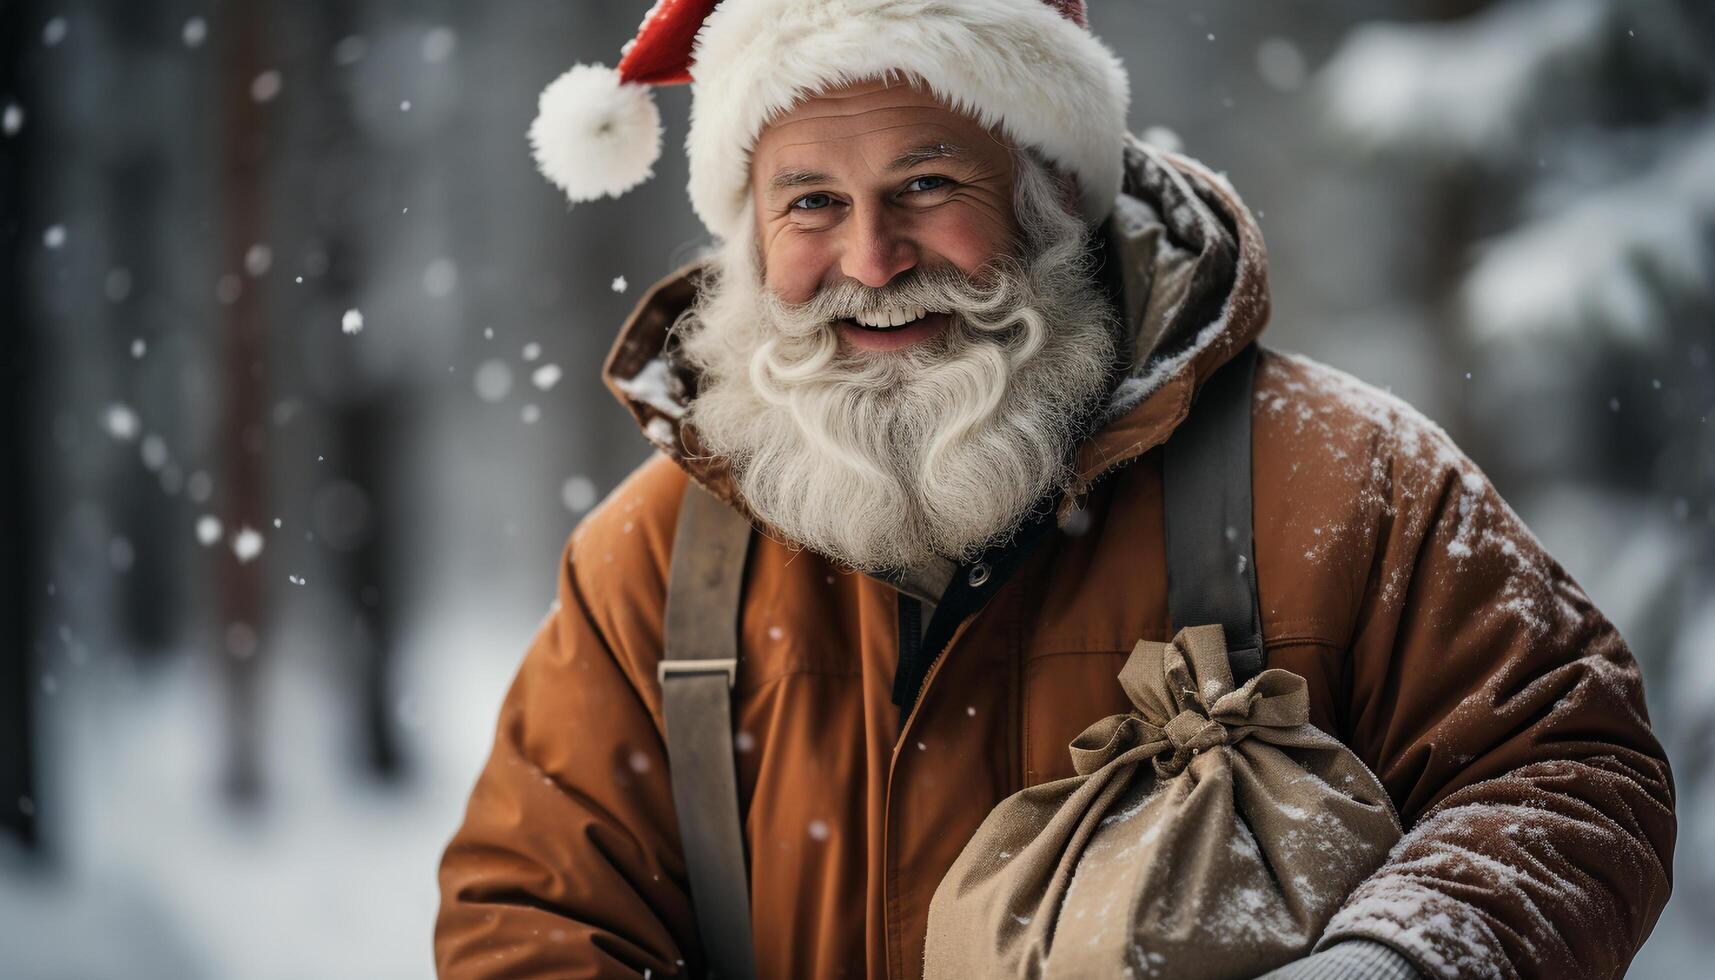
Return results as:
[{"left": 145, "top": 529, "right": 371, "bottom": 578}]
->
[
  {"left": 766, "top": 143, "right": 970, "bottom": 191},
  {"left": 885, "top": 141, "right": 968, "bottom": 171},
  {"left": 768, "top": 168, "right": 835, "bottom": 191}
]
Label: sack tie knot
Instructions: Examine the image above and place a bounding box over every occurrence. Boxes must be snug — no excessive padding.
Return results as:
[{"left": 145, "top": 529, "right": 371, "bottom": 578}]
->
[{"left": 1153, "top": 708, "right": 1227, "bottom": 777}]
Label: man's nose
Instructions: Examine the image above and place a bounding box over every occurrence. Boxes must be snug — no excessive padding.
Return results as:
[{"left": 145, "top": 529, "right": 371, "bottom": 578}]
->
[{"left": 839, "top": 205, "right": 918, "bottom": 288}]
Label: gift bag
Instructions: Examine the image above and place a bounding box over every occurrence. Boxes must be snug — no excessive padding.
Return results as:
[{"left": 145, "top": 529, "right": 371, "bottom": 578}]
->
[{"left": 923, "top": 624, "right": 1402, "bottom": 980}]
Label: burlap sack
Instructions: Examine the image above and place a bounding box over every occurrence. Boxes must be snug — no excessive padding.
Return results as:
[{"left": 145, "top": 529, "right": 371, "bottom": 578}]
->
[{"left": 923, "top": 624, "right": 1401, "bottom": 980}]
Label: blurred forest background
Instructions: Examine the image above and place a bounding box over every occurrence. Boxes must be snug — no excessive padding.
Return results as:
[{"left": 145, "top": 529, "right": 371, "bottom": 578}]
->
[{"left": 2, "top": 0, "right": 1712, "bottom": 976}]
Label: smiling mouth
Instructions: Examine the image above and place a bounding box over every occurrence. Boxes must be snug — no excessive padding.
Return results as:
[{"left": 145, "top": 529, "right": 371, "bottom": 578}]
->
[{"left": 843, "top": 304, "right": 943, "bottom": 332}]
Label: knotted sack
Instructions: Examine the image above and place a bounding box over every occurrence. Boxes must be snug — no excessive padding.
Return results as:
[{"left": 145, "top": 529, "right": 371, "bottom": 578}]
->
[{"left": 923, "top": 625, "right": 1402, "bottom": 980}]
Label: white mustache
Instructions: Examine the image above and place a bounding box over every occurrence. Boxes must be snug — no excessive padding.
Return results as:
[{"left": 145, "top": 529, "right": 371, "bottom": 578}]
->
[{"left": 763, "top": 261, "right": 1028, "bottom": 339}]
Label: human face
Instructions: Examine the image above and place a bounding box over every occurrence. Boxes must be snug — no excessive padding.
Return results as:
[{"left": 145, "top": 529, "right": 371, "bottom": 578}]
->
[
  {"left": 749, "top": 77, "right": 1020, "bottom": 353},
  {"left": 682, "top": 145, "right": 1120, "bottom": 573}
]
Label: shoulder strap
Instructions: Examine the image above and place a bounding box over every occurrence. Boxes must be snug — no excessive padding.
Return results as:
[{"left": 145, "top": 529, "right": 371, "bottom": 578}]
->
[
  {"left": 659, "top": 480, "right": 759, "bottom": 979},
  {"left": 656, "top": 345, "right": 1261, "bottom": 973},
  {"left": 1162, "top": 342, "right": 1265, "bottom": 684}
]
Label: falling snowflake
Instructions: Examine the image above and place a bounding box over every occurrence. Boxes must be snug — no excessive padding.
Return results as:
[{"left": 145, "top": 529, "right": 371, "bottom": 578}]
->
[
  {"left": 244, "top": 243, "right": 272, "bottom": 277},
  {"left": 522, "top": 341, "right": 542, "bottom": 362},
  {"left": 473, "top": 359, "right": 512, "bottom": 402},
  {"left": 808, "top": 820, "right": 831, "bottom": 842},
  {"left": 232, "top": 527, "right": 265, "bottom": 563},
  {"left": 105, "top": 267, "right": 132, "bottom": 302},
  {"left": 341, "top": 308, "right": 364, "bottom": 335},
  {"left": 1140, "top": 125, "right": 1183, "bottom": 153},
  {"left": 42, "top": 16, "right": 67, "bottom": 47},
  {"left": 2, "top": 102, "right": 22, "bottom": 137},
  {"left": 104, "top": 404, "right": 141, "bottom": 441},
  {"left": 130, "top": 338, "right": 146, "bottom": 359},
  {"left": 333, "top": 35, "right": 367, "bottom": 66},
  {"left": 196, "top": 515, "right": 223, "bottom": 546},
  {"left": 139, "top": 435, "right": 168, "bottom": 471},
  {"left": 561, "top": 476, "right": 597, "bottom": 513},
  {"left": 250, "top": 70, "right": 282, "bottom": 103},
  {"left": 42, "top": 224, "right": 65, "bottom": 249},
  {"left": 421, "top": 26, "right": 457, "bottom": 63},
  {"left": 521, "top": 404, "right": 541, "bottom": 424},
  {"left": 422, "top": 257, "right": 458, "bottom": 297},
  {"left": 531, "top": 364, "right": 563, "bottom": 391},
  {"left": 182, "top": 17, "right": 207, "bottom": 48},
  {"left": 1256, "top": 37, "right": 1308, "bottom": 92},
  {"left": 611, "top": 276, "right": 629, "bottom": 293}
]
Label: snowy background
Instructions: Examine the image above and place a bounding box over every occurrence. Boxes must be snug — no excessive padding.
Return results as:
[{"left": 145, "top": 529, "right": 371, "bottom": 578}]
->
[{"left": 2, "top": 1, "right": 1711, "bottom": 977}]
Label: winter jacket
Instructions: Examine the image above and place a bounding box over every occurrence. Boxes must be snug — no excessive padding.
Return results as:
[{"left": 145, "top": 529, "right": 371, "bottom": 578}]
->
[{"left": 435, "top": 142, "right": 1674, "bottom": 979}]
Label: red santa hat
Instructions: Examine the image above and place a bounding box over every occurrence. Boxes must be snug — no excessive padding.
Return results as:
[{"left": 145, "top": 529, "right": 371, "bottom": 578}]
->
[{"left": 528, "top": 0, "right": 1131, "bottom": 240}]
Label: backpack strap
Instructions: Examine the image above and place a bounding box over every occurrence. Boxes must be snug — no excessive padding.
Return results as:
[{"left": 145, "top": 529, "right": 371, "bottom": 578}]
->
[
  {"left": 659, "top": 480, "right": 759, "bottom": 979},
  {"left": 1163, "top": 342, "right": 1265, "bottom": 684}
]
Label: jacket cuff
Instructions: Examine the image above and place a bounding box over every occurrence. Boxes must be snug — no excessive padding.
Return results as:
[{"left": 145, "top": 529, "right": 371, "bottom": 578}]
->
[{"left": 1256, "top": 941, "right": 1422, "bottom": 980}]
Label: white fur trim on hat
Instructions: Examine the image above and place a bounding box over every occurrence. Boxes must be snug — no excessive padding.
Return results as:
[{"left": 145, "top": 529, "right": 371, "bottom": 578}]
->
[
  {"left": 686, "top": 0, "right": 1131, "bottom": 239},
  {"left": 530, "top": 63, "right": 664, "bottom": 203}
]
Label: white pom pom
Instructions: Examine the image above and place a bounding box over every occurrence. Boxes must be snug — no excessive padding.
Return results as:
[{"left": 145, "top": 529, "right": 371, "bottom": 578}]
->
[{"left": 528, "top": 63, "right": 663, "bottom": 203}]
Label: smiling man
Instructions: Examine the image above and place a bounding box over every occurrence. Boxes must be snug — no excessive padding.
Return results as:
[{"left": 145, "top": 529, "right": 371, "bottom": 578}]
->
[
  {"left": 435, "top": 2, "right": 1674, "bottom": 978},
  {"left": 686, "top": 78, "right": 1118, "bottom": 574}
]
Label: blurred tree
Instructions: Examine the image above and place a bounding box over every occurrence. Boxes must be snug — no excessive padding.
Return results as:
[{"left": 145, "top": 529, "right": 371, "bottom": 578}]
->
[
  {"left": 1319, "top": 0, "right": 1714, "bottom": 518},
  {"left": 1318, "top": 0, "right": 1715, "bottom": 935},
  {"left": 303, "top": 0, "right": 406, "bottom": 780},
  {"left": 215, "top": 0, "right": 271, "bottom": 804},
  {"left": 1, "top": 0, "right": 41, "bottom": 852}
]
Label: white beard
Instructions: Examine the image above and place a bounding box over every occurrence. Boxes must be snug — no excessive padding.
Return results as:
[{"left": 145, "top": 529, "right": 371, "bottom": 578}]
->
[{"left": 677, "top": 155, "right": 1119, "bottom": 575}]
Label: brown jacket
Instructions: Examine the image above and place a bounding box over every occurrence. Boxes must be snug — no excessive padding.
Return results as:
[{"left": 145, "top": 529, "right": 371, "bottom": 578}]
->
[{"left": 435, "top": 145, "right": 1674, "bottom": 979}]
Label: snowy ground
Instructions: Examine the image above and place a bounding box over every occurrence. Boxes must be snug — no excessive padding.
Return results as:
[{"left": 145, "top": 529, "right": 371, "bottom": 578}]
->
[{"left": 0, "top": 596, "right": 530, "bottom": 979}]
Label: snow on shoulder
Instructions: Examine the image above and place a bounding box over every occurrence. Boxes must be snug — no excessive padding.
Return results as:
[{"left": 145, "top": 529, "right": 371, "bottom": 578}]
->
[{"left": 1260, "top": 350, "right": 1585, "bottom": 641}]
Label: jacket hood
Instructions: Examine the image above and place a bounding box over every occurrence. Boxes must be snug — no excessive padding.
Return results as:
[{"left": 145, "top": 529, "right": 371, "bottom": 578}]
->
[{"left": 601, "top": 137, "right": 1271, "bottom": 517}]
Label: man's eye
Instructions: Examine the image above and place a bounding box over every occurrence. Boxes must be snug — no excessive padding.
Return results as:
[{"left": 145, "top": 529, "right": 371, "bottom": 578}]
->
[
  {"left": 906, "top": 175, "right": 951, "bottom": 193},
  {"left": 791, "top": 193, "right": 834, "bottom": 211}
]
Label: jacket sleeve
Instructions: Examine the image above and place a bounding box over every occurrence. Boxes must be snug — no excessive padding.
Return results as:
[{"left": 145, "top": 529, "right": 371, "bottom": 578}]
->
[
  {"left": 435, "top": 536, "right": 696, "bottom": 978},
  {"left": 1319, "top": 448, "right": 1676, "bottom": 979}
]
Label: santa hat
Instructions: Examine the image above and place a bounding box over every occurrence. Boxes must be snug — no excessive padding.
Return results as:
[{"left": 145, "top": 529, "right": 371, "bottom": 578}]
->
[{"left": 528, "top": 0, "right": 1131, "bottom": 240}]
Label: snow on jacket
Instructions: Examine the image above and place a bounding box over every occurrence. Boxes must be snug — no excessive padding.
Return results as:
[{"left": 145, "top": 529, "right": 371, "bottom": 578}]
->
[{"left": 435, "top": 143, "right": 1674, "bottom": 979}]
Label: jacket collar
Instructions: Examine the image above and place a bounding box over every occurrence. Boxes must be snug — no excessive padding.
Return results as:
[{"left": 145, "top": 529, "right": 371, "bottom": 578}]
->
[{"left": 601, "top": 138, "right": 1271, "bottom": 520}]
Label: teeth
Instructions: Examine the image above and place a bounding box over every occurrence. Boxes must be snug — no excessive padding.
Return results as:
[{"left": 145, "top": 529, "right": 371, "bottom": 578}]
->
[{"left": 854, "top": 305, "right": 931, "bottom": 329}]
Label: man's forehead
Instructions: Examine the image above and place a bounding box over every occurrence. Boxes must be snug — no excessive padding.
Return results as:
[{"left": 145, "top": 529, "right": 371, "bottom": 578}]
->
[{"left": 754, "top": 78, "right": 1004, "bottom": 165}]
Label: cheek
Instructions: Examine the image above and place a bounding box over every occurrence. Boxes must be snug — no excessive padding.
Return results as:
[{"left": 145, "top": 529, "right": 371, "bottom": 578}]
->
[
  {"left": 917, "top": 208, "right": 1017, "bottom": 276},
  {"left": 760, "top": 231, "right": 837, "bottom": 305}
]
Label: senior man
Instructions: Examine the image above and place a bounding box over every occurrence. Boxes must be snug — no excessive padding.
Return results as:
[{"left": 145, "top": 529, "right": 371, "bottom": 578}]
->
[{"left": 436, "top": 2, "right": 1674, "bottom": 978}]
